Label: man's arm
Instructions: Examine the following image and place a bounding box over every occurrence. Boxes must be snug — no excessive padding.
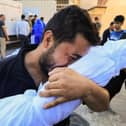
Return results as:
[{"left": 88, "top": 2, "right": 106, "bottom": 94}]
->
[
  {"left": 81, "top": 78, "right": 110, "bottom": 112},
  {"left": 2, "top": 25, "right": 9, "bottom": 41},
  {"left": 82, "top": 39, "right": 126, "bottom": 111},
  {"left": 101, "top": 30, "right": 109, "bottom": 45},
  {"left": 39, "top": 40, "right": 126, "bottom": 111},
  {"left": 40, "top": 68, "right": 110, "bottom": 112}
]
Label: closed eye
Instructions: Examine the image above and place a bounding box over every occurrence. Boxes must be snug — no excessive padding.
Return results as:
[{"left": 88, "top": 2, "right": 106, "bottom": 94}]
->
[
  {"left": 71, "top": 54, "right": 82, "bottom": 60},
  {"left": 69, "top": 54, "right": 82, "bottom": 64}
]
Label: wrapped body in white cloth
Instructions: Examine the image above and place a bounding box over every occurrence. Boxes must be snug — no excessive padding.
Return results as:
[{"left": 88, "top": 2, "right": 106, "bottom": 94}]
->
[{"left": 0, "top": 40, "right": 126, "bottom": 126}]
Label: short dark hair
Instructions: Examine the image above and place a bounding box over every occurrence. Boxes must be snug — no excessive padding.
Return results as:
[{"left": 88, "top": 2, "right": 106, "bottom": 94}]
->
[
  {"left": 29, "top": 15, "right": 33, "bottom": 18},
  {"left": 34, "top": 15, "right": 38, "bottom": 18},
  {"left": 94, "top": 17, "right": 99, "bottom": 21},
  {"left": 44, "top": 5, "right": 98, "bottom": 45},
  {"left": 114, "top": 15, "right": 125, "bottom": 23},
  {"left": 21, "top": 14, "right": 25, "bottom": 20},
  {"left": 0, "top": 14, "right": 4, "bottom": 18},
  {"left": 40, "top": 17, "right": 44, "bottom": 21},
  {"left": 110, "top": 21, "right": 114, "bottom": 26}
]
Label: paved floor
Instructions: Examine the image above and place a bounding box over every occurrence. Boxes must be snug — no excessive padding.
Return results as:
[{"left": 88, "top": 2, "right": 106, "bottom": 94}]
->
[{"left": 75, "top": 84, "right": 126, "bottom": 126}]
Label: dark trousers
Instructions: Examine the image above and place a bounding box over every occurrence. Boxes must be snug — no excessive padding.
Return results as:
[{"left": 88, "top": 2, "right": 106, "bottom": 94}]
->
[{"left": 19, "top": 35, "right": 29, "bottom": 47}]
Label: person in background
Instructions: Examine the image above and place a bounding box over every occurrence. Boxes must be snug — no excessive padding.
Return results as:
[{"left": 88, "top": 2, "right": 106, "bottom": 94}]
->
[
  {"left": 101, "top": 22, "right": 115, "bottom": 45},
  {"left": 32, "top": 18, "right": 46, "bottom": 45},
  {"left": 32, "top": 15, "right": 38, "bottom": 27},
  {"left": 0, "top": 14, "right": 9, "bottom": 59},
  {"left": 109, "top": 15, "right": 126, "bottom": 41},
  {"left": 92, "top": 22, "right": 101, "bottom": 44},
  {"left": 40, "top": 17, "right": 46, "bottom": 28},
  {"left": 28, "top": 15, "right": 33, "bottom": 34},
  {"left": 16, "top": 14, "right": 30, "bottom": 47},
  {"left": 94, "top": 17, "right": 101, "bottom": 32},
  {"left": 27, "top": 15, "right": 33, "bottom": 43}
]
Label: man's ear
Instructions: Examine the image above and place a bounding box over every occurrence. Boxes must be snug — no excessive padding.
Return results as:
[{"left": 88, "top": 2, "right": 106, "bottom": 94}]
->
[{"left": 42, "top": 30, "right": 54, "bottom": 49}]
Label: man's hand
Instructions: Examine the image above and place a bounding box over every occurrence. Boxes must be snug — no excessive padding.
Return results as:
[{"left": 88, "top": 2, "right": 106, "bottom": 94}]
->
[
  {"left": 39, "top": 67, "right": 88, "bottom": 109},
  {"left": 6, "top": 36, "right": 10, "bottom": 41}
]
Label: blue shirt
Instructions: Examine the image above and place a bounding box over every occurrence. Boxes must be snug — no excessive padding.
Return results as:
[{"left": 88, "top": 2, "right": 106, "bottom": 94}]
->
[{"left": 109, "top": 30, "right": 126, "bottom": 41}]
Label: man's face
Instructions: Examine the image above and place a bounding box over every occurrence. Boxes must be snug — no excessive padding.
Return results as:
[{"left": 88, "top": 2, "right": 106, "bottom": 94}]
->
[
  {"left": 0, "top": 16, "right": 5, "bottom": 22},
  {"left": 114, "top": 22, "right": 123, "bottom": 30},
  {"left": 110, "top": 24, "right": 115, "bottom": 31},
  {"left": 29, "top": 16, "right": 33, "bottom": 20},
  {"left": 39, "top": 34, "right": 90, "bottom": 76}
]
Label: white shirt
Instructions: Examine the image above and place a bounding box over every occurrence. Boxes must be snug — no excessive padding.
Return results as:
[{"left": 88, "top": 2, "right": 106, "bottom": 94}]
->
[
  {"left": 16, "top": 20, "right": 30, "bottom": 36},
  {"left": 69, "top": 39, "right": 126, "bottom": 86},
  {"left": 0, "top": 39, "right": 126, "bottom": 126}
]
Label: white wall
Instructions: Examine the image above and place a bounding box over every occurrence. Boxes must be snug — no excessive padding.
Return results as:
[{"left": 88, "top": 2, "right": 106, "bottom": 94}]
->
[
  {"left": 21, "top": 0, "right": 56, "bottom": 23},
  {"left": 80, "top": 0, "right": 97, "bottom": 9},
  {"left": 0, "top": 0, "right": 22, "bottom": 35}
]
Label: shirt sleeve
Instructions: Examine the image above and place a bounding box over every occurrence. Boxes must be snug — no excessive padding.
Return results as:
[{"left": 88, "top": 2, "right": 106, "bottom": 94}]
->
[
  {"left": 0, "top": 85, "right": 81, "bottom": 126},
  {"left": 101, "top": 29, "right": 109, "bottom": 45},
  {"left": 104, "top": 70, "right": 126, "bottom": 100},
  {"left": 103, "top": 39, "right": 126, "bottom": 73}
]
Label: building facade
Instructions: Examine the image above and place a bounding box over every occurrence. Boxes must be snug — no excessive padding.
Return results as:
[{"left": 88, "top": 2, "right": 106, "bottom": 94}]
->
[
  {"left": 56, "top": 0, "right": 97, "bottom": 10},
  {"left": 14, "top": 0, "right": 56, "bottom": 23}
]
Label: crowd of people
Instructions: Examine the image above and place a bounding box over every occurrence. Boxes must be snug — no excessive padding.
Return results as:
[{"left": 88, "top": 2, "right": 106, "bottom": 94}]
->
[
  {"left": 0, "top": 5, "right": 126, "bottom": 126},
  {"left": 0, "top": 13, "right": 46, "bottom": 59},
  {"left": 93, "top": 15, "right": 126, "bottom": 45},
  {"left": 16, "top": 14, "right": 46, "bottom": 46}
]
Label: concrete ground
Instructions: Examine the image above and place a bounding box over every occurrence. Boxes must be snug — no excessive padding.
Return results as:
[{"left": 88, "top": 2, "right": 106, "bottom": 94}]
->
[{"left": 75, "top": 84, "right": 126, "bottom": 126}]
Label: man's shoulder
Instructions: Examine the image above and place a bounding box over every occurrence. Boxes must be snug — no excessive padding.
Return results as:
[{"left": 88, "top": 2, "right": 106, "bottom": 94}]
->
[
  {"left": 0, "top": 20, "right": 4, "bottom": 26},
  {"left": 103, "top": 28, "right": 110, "bottom": 33},
  {"left": 23, "top": 20, "right": 29, "bottom": 25},
  {"left": 0, "top": 56, "right": 16, "bottom": 72}
]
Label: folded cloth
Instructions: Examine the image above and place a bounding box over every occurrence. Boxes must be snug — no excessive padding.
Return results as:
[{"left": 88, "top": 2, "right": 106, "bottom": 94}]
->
[
  {"left": 0, "top": 84, "right": 80, "bottom": 126},
  {"left": 70, "top": 39, "right": 126, "bottom": 86},
  {"left": 0, "top": 39, "right": 126, "bottom": 126}
]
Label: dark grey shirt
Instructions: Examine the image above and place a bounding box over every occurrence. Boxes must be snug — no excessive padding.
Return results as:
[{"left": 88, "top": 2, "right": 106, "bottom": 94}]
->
[{"left": 0, "top": 20, "right": 5, "bottom": 37}]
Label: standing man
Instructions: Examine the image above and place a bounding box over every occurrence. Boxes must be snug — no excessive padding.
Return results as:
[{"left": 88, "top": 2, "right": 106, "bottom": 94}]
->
[
  {"left": 32, "top": 18, "right": 45, "bottom": 45},
  {"left": 101, "top": 22, "right": 115, "bottom": 45},
  {"left": 32, "top": 14, "right": 38, "bottom": 27},
  {"left": 16, "top": 14, "right": 30, "bottom": 47},
  {"left": 27, "top": 15, "right": 33, "bottom": 42},
  {"left": 94, "top": 17, "right": 101, "bottom": 32},
  {"left": 110, "top": 15, "right": 126, "bottom": 41},
  {"left": 0, "top": 14, "right": 9, "bottom": 59}
]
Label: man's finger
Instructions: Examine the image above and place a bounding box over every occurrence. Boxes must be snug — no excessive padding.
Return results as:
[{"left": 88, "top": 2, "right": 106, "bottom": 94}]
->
[
  {"left": 48, "top": 73, "right": 61, "bottom": 82},
  {"left": 39, "top": 89, "right": 64, "bottom": 97},
  {"left": 49, "top": 67, "right": 66, "bottom": 76},
  {"left": 45, "top": 82, "right": 61, "bottom": 90},
  {"left": 43, "top": 97, "right": 68, "bottom": 109}
]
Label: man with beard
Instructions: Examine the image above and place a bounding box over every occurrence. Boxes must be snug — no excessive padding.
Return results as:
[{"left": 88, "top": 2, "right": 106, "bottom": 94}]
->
[{"left": 0, "top": 5, "right": 113, "bottom": 126}]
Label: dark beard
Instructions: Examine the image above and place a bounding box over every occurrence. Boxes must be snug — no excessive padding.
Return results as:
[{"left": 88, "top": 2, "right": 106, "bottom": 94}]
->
[{"left": 39, "top": 47, "right": 56, "bottom": 77}]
